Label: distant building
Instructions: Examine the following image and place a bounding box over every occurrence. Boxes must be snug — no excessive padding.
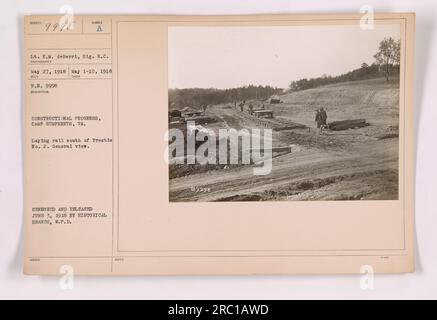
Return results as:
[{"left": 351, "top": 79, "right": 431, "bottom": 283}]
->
[
  {"left": 169, "top": 110, "right": 182, "bottom": 118},
  {"left": 270, "top": 95, "right": 281, "bottom": 104}
]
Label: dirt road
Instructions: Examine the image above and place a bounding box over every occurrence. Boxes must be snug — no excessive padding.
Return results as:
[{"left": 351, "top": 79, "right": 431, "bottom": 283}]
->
[{"left": 169, "top": 137, "right": 398, "bottom": 201}]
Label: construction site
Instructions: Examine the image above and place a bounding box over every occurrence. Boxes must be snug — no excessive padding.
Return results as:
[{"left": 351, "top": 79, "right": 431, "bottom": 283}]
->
[{"left": 168, "top": 77, "right": 399, "bottom": 202}]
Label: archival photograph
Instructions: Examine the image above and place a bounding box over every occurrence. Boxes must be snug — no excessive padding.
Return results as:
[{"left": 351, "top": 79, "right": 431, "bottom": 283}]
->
[{"left": 167, "top": 24, "right": 401, "bottom": 202}]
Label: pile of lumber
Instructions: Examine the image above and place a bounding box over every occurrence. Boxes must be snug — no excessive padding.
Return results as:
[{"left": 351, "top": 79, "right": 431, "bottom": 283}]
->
[
  {"left": 328, "top": 119, "right": 369, "bottom": 131},
  {"left": 184, "top": 116, "right": 217, "bottom": 124},
  {"left": 253, "top": 110, "right": 274, "bottom": 118}
]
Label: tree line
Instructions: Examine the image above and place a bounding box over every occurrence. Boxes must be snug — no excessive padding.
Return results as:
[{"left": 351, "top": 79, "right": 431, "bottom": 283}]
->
[
  {"left": 287, "top": 63, "right": 400, "bottom": 92},
  {"left": 169, "top": 37, "right": 401, "bottom": 108},
  {"left": 169, "top": 85, "right": 283, "bottom": 109},
  {"left": 288, "top": 37, "right": 401, "bottom": 92}
]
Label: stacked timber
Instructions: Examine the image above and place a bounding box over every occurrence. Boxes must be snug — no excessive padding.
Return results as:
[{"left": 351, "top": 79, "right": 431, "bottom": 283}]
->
[
  {"left": 184, "top": 116, "right": 217, "bottom": 124},
  {"left": 328, "top": 119, "right": 369, "bottom": 131}
]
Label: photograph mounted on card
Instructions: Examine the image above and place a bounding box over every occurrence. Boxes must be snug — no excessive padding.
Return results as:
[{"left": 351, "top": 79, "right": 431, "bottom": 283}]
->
[{"left": 23, "top": 13, "right": 415, "bottom": 275}]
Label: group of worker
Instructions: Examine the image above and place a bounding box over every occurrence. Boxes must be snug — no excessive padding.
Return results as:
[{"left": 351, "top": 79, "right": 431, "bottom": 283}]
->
[
  {"left": 237, "top": 101, "right": 265, "bottom": 114},
  {"left": 236, "top": 101, "right": 328, "bottom": 134}
]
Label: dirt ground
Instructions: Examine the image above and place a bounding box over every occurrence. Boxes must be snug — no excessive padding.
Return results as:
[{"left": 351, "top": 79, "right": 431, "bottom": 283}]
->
[{"left": 169, "top": 78, "right": 400, "bottom": 201}]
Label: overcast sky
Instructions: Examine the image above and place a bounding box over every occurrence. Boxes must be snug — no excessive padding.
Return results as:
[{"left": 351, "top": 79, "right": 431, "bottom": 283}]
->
[{"left": 168, "top": 24, "right": 400, "bottom": 89}]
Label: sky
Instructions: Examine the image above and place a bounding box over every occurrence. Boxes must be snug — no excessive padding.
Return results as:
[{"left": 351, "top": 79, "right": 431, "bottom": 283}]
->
[{"left": 168, "top": 24, "right": 400, "bottom": 90}]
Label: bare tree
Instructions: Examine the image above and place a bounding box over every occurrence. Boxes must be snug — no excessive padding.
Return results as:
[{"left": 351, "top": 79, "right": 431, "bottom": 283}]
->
[{"left": 374, "top": 37, "right": 400, "bottom": 81}]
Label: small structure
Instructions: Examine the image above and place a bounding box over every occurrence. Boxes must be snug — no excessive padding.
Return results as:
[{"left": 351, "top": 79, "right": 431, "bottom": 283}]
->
[
  {"left": 270, "top": 95, "right": 281, "bottom": 104},
  {"left": 169, "top": 109, "right": 182, "bottom": 118}
]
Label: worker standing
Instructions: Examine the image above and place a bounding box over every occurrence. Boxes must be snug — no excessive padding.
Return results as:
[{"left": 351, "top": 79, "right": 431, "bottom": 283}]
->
[
  {"left": 320, "top": 107, "right": 327, "bottom": 125},
  {"left": 315, "top": 107, "right": 328, "bottom": 134}
]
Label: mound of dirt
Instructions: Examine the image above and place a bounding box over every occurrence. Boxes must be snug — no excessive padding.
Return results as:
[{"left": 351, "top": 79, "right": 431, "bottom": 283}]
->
[
  {"left": 279, "top": 130, "right": 346, "bottom": 150},
  {"left": 273, "top": 78, "right": 399, "bottom": 128},
  {"left": 212, "top": 169, "right": 398, "bottom": 202}
]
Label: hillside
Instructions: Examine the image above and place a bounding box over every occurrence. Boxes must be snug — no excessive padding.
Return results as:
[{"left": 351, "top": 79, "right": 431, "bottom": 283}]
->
[
  {"left": 275, "top": 77, "right": 400, "bottom": 127},
  {"left": 169, "top": 77, "right": 400, "bottom": 201}
]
